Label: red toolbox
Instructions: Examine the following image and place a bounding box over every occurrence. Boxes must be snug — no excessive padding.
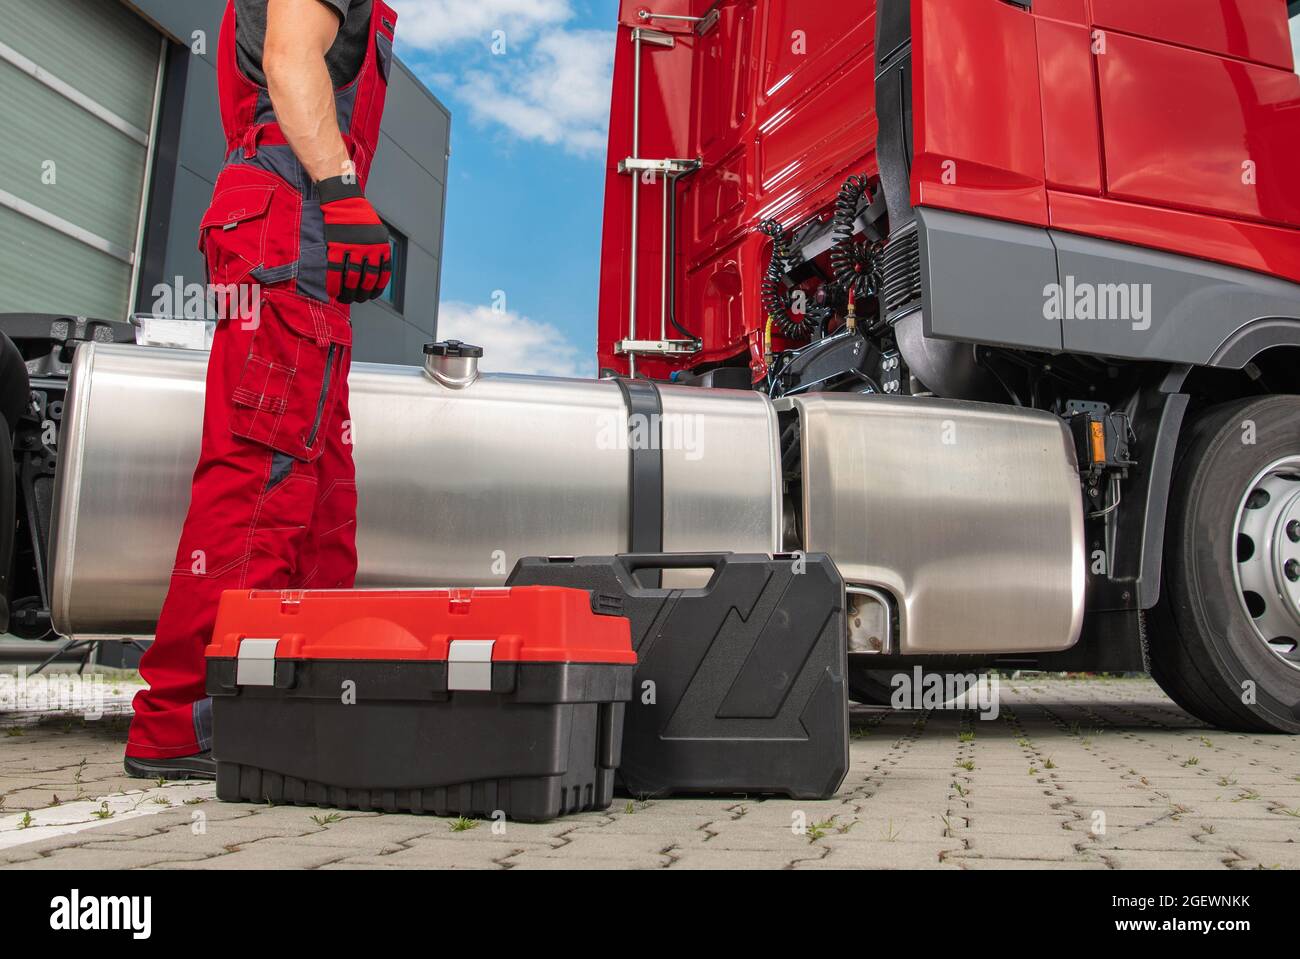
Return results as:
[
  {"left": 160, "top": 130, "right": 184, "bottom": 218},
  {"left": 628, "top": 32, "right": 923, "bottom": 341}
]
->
[{"left": 205, "top": 586, "right": 636, "bottom": 822}]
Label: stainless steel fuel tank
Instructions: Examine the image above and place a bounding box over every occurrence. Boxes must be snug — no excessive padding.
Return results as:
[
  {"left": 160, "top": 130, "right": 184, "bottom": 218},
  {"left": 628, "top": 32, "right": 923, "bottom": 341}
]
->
[
  {"left": 50, "top": 343, "right": 1086, "bottom": 655},
  {"left": 50, "top": 343, "right": 782, "bottom": 638},
  {"left": 781, "top": 394, "right": 1086, "bottom": 655}
]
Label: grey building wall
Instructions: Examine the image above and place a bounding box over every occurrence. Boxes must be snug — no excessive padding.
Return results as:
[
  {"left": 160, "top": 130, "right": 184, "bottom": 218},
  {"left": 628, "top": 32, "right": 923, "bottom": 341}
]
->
[{"left": 124, "top": 0, "right": 448, "bottom": 365}]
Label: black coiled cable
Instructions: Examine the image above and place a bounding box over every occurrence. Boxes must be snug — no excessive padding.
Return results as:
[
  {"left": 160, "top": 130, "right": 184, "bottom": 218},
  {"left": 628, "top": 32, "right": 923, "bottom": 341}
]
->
[
  {"left": 759, "top": 219, "right": 811, "bottom": 339},
  {"left": 830, "top": 175, "right": 878, "bottom": 306}
]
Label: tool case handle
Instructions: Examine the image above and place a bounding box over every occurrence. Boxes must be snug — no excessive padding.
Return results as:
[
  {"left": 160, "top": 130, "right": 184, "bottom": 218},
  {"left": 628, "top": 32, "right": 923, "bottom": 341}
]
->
[
  {"left": 617, "top": 552, "right": 733, "bottom": 574},
  {"left": 615, "top": 551, "right": 785, "bottom": 595},
  {"left": 511, "top": 551, "right": 811, "bottom": 601}
]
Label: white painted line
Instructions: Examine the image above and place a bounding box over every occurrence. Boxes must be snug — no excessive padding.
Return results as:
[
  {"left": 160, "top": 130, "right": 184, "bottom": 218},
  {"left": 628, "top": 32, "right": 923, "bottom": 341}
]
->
[
  {"left": 0, "top": 687, "right": 138, "bottom": 727},
  {"left": 0, "top": 782, "right": 215, "bottom": 851}
]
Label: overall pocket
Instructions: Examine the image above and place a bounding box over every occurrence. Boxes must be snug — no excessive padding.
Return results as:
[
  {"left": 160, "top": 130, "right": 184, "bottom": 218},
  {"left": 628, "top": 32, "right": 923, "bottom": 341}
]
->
[
  {"left": 200, "top": 165, "right": 302, "bottom": 292},
  {"left": 376, "top": 30, "right": 394, "bottom": 83},
  {"left": 228, "top": 293, "right": 351, "bottom": 462}
]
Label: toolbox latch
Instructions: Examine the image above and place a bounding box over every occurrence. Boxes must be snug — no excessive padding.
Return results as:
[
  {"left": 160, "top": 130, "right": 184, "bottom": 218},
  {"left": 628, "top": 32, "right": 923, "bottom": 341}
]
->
[
  {"left": 447, "top": 640, "right": 495, "bottom": 691},
  {"left": 236, "top": 638, "right": 280, "bottom": 687}
]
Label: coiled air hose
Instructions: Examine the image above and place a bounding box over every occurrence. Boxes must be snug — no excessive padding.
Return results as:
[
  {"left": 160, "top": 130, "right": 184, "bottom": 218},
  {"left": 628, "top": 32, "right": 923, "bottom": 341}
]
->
[
  {"left": 830, "top": 175, "right": 879, "bottom": 322},
  {"left": 759, "top": 219, "right": 811, "bottom": 340}
]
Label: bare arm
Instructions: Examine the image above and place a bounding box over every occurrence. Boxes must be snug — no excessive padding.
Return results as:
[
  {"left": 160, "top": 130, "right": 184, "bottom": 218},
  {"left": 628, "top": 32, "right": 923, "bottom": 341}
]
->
[{"left": 264, "top": 0, "right": 350, "bottom": 184}]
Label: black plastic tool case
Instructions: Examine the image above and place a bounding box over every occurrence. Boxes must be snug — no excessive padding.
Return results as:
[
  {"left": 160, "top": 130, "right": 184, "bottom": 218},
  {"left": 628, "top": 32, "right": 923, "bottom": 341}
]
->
[
  {"left": 508, "top": 553, "right": 848, "bottom": 799},
  {"left": 206, "top": 587, "right": 636, "bottom": 822}
]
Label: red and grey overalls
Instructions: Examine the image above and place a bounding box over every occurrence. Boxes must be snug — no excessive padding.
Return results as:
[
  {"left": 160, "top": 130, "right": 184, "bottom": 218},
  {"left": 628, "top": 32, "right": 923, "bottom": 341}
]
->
[{"left": 127, "top": 0, "right": 398, "bottom": 758}]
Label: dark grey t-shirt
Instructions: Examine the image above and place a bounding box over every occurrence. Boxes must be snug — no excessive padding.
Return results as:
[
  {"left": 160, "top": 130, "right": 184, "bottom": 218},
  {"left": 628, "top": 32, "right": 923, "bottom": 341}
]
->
[{"left": 235, "top": 0, "right": 372, "bottom": 89}]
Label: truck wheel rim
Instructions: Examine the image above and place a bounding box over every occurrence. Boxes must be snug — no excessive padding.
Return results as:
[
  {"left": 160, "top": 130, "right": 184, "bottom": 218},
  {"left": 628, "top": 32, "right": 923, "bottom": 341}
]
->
[{"left": 1233, "top": 456, "right": 1300, "bottom": 669}]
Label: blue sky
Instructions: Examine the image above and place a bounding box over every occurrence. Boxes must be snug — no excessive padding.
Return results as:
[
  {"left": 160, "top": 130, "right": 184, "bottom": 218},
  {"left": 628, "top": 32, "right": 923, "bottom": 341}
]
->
[{"left": 392, "top": 0, "right": 616, "bottom": 376}]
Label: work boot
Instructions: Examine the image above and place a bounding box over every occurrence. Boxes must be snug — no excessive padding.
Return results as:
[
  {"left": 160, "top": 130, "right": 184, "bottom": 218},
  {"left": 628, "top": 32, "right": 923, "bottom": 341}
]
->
[{"left": 123, "top": 751, "right": 216, "bottom": 781}]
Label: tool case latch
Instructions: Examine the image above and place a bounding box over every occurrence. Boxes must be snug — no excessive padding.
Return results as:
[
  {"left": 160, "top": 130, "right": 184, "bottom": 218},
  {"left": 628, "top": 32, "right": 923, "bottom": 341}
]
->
[
  {"left": 236, "top": 638, "right": 280, "bottom": 687},
  {"left": 447, "top": 640, "right": 495, "bottom": 691}
]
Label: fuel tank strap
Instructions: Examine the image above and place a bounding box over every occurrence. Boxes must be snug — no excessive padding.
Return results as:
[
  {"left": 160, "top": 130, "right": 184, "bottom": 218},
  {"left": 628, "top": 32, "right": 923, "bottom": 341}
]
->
[{"left": 614, "top": 378, "right": 664, "bottom": 579}]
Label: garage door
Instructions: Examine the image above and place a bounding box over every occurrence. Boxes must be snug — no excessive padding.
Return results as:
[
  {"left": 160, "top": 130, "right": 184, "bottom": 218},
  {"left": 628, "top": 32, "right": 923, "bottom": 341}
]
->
[{"left": 0, "top": 0, "right": 162, "bottom": 321}]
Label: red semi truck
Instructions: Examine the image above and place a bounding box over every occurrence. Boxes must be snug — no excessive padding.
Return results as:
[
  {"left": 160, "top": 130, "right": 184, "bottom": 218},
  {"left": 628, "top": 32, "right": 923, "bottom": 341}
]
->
[
  {"left": 595, "top": 0, "right": 1300, "bottom": 729},
  {"left": 7, "top": 1, "right": 1300, "bottom": 735}
]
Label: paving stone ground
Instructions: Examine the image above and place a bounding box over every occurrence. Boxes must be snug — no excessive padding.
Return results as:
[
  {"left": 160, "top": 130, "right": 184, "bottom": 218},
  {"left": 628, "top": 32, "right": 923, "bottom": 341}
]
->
[{"left": 2, "top": 674, "right": 1299, "bottom": 869}]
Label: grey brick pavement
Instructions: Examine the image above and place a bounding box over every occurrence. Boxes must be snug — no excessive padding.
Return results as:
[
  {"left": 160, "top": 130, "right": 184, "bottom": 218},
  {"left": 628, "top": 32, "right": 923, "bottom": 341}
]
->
[{"left": 2, "top": 677, "right": 1299, "bottom": 869}]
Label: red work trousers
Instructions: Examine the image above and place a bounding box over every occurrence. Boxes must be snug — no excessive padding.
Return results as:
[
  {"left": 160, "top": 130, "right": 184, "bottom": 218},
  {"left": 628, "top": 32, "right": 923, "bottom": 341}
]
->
[{"left": 126, "top": 287, "right": 356, "bottom": 758}]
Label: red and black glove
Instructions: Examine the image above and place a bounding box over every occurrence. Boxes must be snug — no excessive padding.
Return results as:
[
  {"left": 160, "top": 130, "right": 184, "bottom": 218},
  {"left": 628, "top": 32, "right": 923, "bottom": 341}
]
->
[{"left": 317, "top": 175, "right": 392, "bottom": 304}]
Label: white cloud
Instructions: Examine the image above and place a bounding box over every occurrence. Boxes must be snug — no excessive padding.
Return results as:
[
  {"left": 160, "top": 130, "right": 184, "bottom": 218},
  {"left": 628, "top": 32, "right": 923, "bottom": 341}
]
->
[
  {"left": 456, "top": 29, "right": 615, "bottom": 156},
  {"left": 393, "top": 0, "right": 615, "bottom": 158},
  {"left": 390, "top": 0, "right": 574, "bottom": 49},
  {"left": 1291, "top": 16, "right": 1299, "bottom": 76},
  {"left": 437, "top": 301, "right": 594, "bottom": 378}
]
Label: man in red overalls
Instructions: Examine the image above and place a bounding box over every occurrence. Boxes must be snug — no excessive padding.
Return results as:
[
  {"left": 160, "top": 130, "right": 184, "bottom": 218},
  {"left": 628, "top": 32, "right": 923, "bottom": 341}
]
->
[{"left": 125, "top": 0, "right": 398, "bottom": 778}]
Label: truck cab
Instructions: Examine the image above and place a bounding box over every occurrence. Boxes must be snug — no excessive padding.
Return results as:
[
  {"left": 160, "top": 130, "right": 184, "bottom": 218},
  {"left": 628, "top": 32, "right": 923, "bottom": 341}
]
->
[{"left": 596, "top": 0, "right": 1300, "bottom": 732}]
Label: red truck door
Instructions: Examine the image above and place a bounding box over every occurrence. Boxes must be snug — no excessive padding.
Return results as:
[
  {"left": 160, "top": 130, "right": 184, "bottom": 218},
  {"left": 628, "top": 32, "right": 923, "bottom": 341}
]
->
[{"left": 1088, "top": 0, "right": 1300, "bottom": 228}]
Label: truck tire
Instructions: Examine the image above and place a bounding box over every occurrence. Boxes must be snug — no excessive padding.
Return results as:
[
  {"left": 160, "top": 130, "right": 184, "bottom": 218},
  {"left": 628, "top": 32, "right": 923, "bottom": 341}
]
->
[
  {"left": 1150, "top": 395, "right": 1300, "bottom": 734},
  {"left": 0, "top": 414, "right": 12, "bottom": 633}
]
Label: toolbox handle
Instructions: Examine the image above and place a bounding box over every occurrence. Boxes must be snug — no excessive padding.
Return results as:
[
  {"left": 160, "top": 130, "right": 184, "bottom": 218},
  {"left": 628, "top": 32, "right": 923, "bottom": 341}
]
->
[
  {"left": 614, "top": 552, "right": 736, "bottom": 593},
  {"left": 618, "top": 552, "right": 733, "bottom": 573}
]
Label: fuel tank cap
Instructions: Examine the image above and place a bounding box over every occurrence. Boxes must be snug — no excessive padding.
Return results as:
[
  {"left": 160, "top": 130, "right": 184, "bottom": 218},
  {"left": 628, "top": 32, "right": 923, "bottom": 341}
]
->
[
  {"left": 424, "top": 340, "right": 484, "bottom": 358},
  {"left": 423, "top": 340, "right": 482, "bottom": 389}
]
